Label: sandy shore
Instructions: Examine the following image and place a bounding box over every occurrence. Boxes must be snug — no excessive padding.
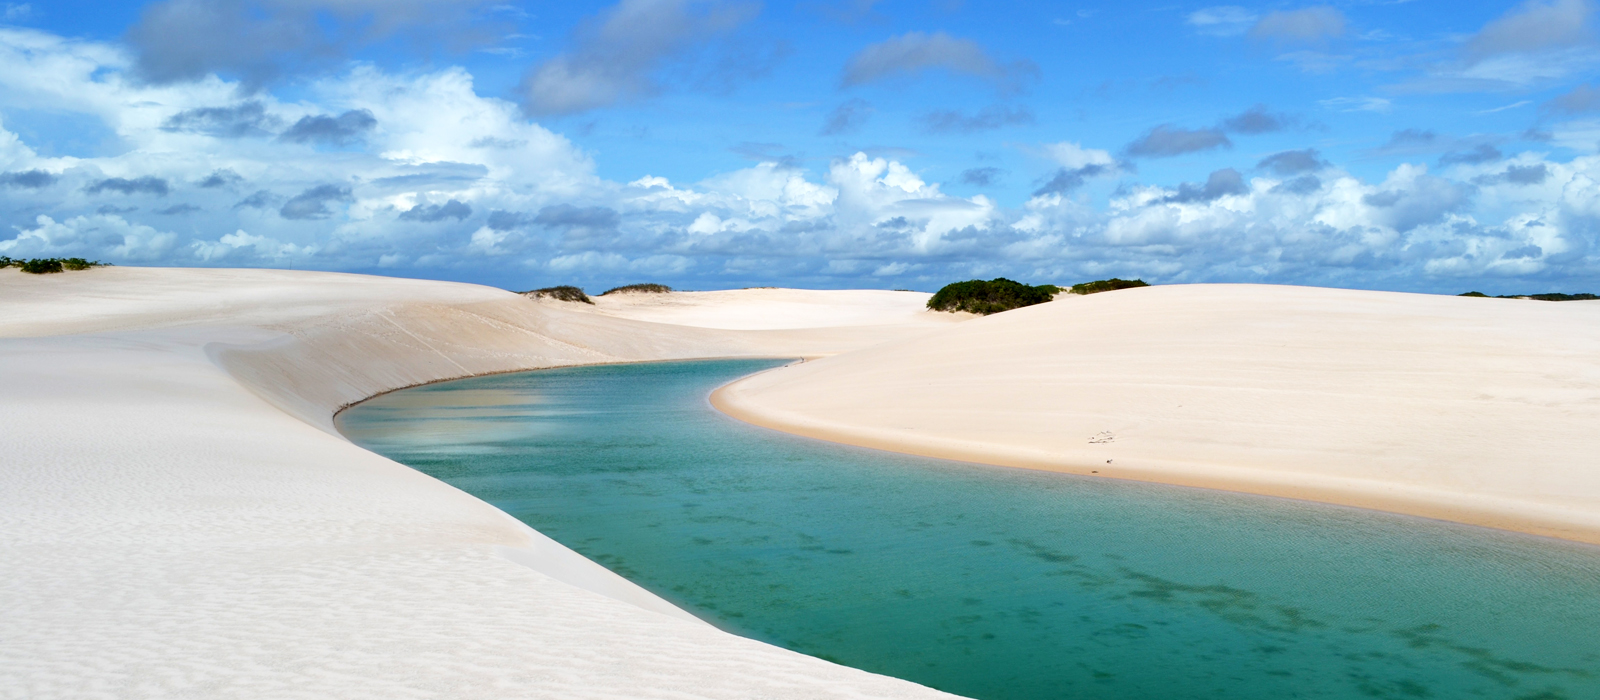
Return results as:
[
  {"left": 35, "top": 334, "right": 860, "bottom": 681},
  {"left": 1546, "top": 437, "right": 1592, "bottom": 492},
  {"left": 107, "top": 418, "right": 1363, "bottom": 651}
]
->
[
  {"left": 715, "top": 284, "right": 1600, "bottom": 545},
  {"left": 0, "top": 267, "right": 961, "bottom": 699}
]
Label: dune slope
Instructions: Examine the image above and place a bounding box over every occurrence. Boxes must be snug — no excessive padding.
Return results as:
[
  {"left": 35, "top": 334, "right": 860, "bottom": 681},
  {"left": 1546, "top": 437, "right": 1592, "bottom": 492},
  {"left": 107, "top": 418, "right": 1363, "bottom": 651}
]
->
[
  {"left": 716, "top": 284, "right": 1600, "bottom": 544},
  {"left": 0, "top": 267, "right": 960, "bottom": 699}
]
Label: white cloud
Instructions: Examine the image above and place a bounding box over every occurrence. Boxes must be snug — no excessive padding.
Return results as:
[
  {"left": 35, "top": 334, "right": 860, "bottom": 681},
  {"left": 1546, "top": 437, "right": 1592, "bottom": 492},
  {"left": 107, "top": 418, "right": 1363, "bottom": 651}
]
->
[
  {"left": 1249, "top": 7, "right": 1346, "bottom": 43},
  {"left": 1187, "top": 6, "right": 1257, "bottom": 37},
  {"left": 1319, "top": 96, "right": 1393, "bottom": 113},
  {"left": 518, "top": 0, "right": 761, "bottom": 115},
  {"left": 4, "top": 25, "right": 1600, "bottom": 291},
  {"left": 840, "top": 31, "right": 1035, "bottom": 91},
  {"left": 1042, "top": 142, "right": 1115, "bottom": 170}
]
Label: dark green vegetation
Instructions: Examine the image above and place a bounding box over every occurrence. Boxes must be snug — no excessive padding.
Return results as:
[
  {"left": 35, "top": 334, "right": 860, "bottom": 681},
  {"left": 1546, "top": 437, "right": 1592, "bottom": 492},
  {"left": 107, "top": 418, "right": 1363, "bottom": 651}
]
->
[
  {"left": 521, "top": 285, "right": 593, "bottom": 304},
  {"left": 1069, "top": 278, "right": 1149, "bottom": 295},
  {"left": 1, "top": 256, "right": 108, "bottom": 274},
  {"left": 600, "top": 283, "right": 672, "bottom": 295},
  {"left": 927, "top": 278, "right": 1061, "bottom": 315},
  {"left": 1461, "top": 291, "right": 1598, "bottom": 301}
]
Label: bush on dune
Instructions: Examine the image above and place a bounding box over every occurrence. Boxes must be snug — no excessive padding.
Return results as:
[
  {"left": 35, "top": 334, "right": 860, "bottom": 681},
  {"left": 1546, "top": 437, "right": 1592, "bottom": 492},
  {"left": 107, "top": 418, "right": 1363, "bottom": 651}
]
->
[
  {"left": 600, "top": 283, "right": 672, "bottom": 295},
  {"left": 2, "top": 257, "right": 108, "bottom": 274},
  {"left": 520, "top": 285, "right": 594, "bottom": 304},
  {"left": 1068, "top": 278, "right": 1149, "bottom": 295},
  {"left": 1460, "top": 291, "right": 1598, "bottom": 301},
  {"left": 927, "top": 278, "right": 1061, "bottom": 315}
]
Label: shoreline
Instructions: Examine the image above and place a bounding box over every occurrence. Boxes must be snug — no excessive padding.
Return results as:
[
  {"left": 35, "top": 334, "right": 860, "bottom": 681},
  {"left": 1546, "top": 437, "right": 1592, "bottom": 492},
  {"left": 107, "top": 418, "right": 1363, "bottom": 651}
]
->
[
  {"left": 711, "top": 283, "right": 1600, "bottom": 548},
  {"left": 711, "top": 383, "right": 1600, "bottom": 546}
]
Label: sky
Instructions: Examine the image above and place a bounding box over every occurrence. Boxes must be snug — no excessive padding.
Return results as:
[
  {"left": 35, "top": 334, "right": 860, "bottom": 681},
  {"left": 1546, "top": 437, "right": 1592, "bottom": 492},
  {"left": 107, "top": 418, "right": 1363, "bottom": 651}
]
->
[{"left": 1, "top": 1, "right": 1599, "bottom": 294}]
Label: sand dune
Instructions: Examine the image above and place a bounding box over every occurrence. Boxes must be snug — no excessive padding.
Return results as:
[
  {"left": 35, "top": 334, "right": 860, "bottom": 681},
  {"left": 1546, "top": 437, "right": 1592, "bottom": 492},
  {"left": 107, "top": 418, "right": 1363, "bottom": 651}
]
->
[
  {"left": 716, "top": 284, "right": 1600, "bottom": 545},
  {"left": 564, "top": 287, "right": 972, "bottom": 330},
  {"left": 0, "top": 267, "right": 959, "bottom": 699}
]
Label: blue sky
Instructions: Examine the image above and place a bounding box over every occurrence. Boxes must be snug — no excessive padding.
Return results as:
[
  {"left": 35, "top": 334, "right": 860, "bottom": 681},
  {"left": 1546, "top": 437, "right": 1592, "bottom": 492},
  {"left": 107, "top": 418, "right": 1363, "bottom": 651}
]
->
[{"left": 1, "top": 0, "right": 1599, "bottom": 293}]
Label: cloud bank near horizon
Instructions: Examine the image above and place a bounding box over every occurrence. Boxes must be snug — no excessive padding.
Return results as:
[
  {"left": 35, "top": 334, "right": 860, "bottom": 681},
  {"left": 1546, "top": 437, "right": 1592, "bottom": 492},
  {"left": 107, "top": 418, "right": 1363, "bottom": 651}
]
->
[{"left": 3, "top": 1, "right": 1600, "bottom": 294}]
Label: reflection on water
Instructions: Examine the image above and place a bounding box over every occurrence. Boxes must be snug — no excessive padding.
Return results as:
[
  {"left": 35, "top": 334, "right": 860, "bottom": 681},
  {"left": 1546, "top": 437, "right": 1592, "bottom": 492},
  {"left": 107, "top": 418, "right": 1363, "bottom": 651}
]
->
[{"left": 339, "top": 360, "right": 1600, "bottom": 700}]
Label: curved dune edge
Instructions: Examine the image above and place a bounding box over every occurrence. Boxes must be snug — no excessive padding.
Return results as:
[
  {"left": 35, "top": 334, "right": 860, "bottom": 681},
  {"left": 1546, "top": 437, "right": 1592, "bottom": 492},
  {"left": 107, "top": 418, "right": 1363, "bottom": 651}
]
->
[
  {"left": 712, "top": 284, "right": 1600, "bottom": 547},
  {"left": 0, "top": 267, "right": 962, "bottom": 699}
]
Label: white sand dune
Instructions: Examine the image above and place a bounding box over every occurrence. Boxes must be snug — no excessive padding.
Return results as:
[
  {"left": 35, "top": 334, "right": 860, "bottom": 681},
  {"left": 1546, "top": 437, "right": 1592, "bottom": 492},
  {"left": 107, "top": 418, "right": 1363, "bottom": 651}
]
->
[
  {"left": 558, "top": 287, "right": 972, "bottom": 330},
  {"left": 0, "top": 267, "right": 961, "bottom": 699},
  {"left": 716, "top": 283, "right": 1600, "bottom": 545}
]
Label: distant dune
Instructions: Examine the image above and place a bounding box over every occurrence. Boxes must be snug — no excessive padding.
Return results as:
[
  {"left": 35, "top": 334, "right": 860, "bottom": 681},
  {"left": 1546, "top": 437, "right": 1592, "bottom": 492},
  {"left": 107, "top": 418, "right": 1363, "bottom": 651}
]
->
[
  {"left": 716, "top": 284, "right": 1600, "bottom": 545},
  {"left": 0, "top": 266, "right": 960, "bottom": 699}
]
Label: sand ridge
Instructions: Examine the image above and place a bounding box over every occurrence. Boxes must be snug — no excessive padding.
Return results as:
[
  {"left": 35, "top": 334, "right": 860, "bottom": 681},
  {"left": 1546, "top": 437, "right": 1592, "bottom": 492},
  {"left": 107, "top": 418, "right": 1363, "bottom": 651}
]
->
[
  {"left": 548, "top": 286, "right": 974, "bottom": 330},
  {"left": 715, "top": 283, "right": 1600, "bottom": 545},
  {"left": 0, "top": 266, "right": 962, "bottom": 700}
]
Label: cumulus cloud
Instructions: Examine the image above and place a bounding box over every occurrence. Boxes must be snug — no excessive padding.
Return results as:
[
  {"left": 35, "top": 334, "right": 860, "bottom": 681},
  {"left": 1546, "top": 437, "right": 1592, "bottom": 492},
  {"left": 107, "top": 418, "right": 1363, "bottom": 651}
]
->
[
  {"left": 1360, "top": 165, "right": 1472, "bottom": 232},
  {"left": 1544, "top": 83, "right": 1600, "bottom": 115},
  {"left": 1029, "top": 141, "right": 1121, "bottom": 198},
  {"left": 126, "top": 0, "right": 499, "bottom": 88},
  {"left": 959, "top": 167, "right": 1002, "bottom": 187},
  {"left": 1439, "top": 143, "right": 1504, "bottom": 166},
  {"left": 399, "top": 199, "right": 472, "bottom": 222},
  {"left": 1257, "top": 149, "right": 1328, "bottom": 176},
  {"left": 8, "top": 22, "right": 1600, "bottom": 292},
  {"left": 1033, "top": 163, "right": 1113, "bottom": 197},
  {"left": 279, "top": 109, "right": 377, "bottom": 146},
  {"left": 840, "top": 31, "right": 1036, "bottom": 91},
  {"left": 1220, "top": 104, "right": 1295, "bottom": 134},
  {"left": 1465, "top": 0, "right": 1595, "bottom": 62},
  {"left": 1187, "top": 6, "right": 1257, "bottom": 37},
  {"left": 161, "top": 102, "right": 281, "bottom": 138},
  {"left": 156, "top": 204, "right": 202, "bottom": 215},
  {"left": 820, "top": 98, "right": 872, "bottom": 135},
  {"left": 279, "top": 184, "right": 352, "bottom": 220},
  {"left": 535, "top": 204, "right": 622, "bottom": 230},
  {"left": 0, "top": 169, "right": 57, "bottom": 189},
  {"left": 1474, "top": 163, "right": 1550, "bottom": 185},
  {"left": 1249, "top": 7, "right": 1346, "bottom": 43},
  {"left": 1378, "top": 128, "right": 1440, "bottom": 153},
  {"left": 85, "top": 176, "right": 170, "bottom": 196},
  {"left": 518, "top": 0, "right": 761, "bottom": 115},
  {"left": 234, "top": 190, "right": 278, "bottom": 209},
  {"left": 0, "top": 214, "right": 178, "bottom": 261},
  {"left": 1125, "top": 125, "right": 1231, "bottom": 158},
  {"left": 197, "top": 170, "right": 243, "bottom": 188},
  {"left": 919, "top": 105, "right": 1034, "bottom": 134},
  {"left": 1159, "top": 168, "right": 1247, "bottom": 203}
]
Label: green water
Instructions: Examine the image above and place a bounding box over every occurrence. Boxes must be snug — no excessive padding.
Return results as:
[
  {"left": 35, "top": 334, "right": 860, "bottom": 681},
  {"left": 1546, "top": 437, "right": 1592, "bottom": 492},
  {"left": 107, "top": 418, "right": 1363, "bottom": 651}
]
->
[{"left": 338, "top": 359, "right": 1600, "bottom": 700}]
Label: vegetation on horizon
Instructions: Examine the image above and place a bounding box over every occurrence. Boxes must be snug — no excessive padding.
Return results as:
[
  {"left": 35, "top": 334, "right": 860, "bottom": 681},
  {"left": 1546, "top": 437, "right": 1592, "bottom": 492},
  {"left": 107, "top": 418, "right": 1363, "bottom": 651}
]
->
[
  {"left": 1069, "top": 278, "right": 1149, "bottom": 295},
  {"left": 1, "top": 256, "right": 109, "bottom": 274},
  {"left": 927, "top": 278, "right": 1061, "bottom": 315},
  {"left": 1460, "top": 291, "right": 1598, "bottom": 301},
  {"left": 521, "top": 285, "right": 594, "bottom": 304},
  {"left": 600, "top": 283, "right": 672, "bottom": 295}
]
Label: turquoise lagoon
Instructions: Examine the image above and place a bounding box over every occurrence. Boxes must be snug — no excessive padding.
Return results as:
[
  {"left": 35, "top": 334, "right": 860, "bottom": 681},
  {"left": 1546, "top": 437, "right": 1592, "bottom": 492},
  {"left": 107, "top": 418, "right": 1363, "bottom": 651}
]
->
[{"left": 338, "top": 359, "right": 1600, "bottom": 700}]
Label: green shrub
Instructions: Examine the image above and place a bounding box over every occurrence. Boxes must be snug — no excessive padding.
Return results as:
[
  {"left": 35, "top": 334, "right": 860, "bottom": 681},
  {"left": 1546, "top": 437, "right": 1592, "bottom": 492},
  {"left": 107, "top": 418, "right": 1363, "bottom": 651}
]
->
[
  {"left": 927, "top": 278, "right": 1060, "bottom": 315},
  {"left": 1458, "top": 291, "right": 1597, "bottom": 301},
  {"left": 7, "top": 257, "right": 108, "bottom": 274},
  {"left": 19, "top": 258, "right": 65, "bottom": 274},
  {"left": 521, "top": 285, "right": 593, "bottom": 304},
  {"left": 1068, "top": 278, "right": 1149, "bottom": 295},
  {"left": 600, "top": 283, "right": 672, "bottom": 295}
]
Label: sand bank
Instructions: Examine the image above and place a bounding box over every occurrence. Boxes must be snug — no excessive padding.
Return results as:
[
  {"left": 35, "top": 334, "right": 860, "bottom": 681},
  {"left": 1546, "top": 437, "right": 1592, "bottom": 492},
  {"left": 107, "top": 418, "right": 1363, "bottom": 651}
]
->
[
  {"left": 0, "top": 267, "right": 960, "bottom": 699},
  {"left": 715, "top": 284, "right": 1600, "bottom": 545}
]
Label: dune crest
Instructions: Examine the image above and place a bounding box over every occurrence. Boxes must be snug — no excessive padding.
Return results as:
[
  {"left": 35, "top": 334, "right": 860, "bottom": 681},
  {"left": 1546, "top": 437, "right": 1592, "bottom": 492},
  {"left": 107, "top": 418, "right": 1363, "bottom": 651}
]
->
[{"left": 715, "top": 283, "right": 1600, "bottom": 545}]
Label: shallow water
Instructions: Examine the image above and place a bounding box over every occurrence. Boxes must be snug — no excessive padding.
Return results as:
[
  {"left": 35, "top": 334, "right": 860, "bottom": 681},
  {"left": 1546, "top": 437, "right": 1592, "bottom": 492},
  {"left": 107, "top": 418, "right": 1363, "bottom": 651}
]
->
[{"left": 339, "top": 359, "right": 1600, "bottom": 700}]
